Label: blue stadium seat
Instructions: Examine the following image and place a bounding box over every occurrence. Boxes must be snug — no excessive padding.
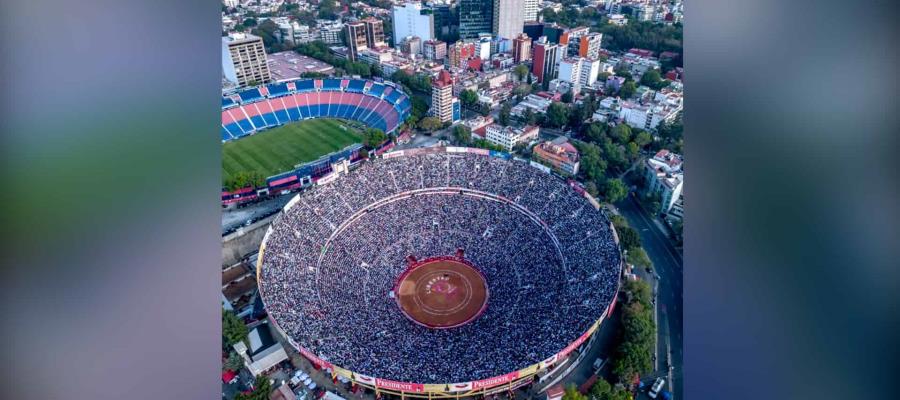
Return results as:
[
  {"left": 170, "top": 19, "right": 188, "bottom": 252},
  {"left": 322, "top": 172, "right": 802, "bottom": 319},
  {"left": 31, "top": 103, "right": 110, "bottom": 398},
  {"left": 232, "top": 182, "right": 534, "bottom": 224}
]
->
[
  {"left": 323, "top": 79, "right": 341, "bottom": 90},
  {"left": 267, "top": 83, "right": 289, "bottom": 96},
  {"left": 225, "top": 123, "right": 243, "bottom": 137},
  {"left": 250, "top": 115, "right": 266, "bottom": 129},
  {"left": 286, "top": 107, "right": 301, "bottom": 121},
  {"left": 221, "top": 127, "right": 233, "bottom": 141},
  {"left": 367, "top": 83, "right": 385, "bottom": 98},
  {"left": 295, "top": 80, "right": 315, "bottom": 92},
  {"left": 346, "top": 79, "right": 365, "bottom": 93},
  {"left": 237, "top": 119, "right": 254, "bottom": 132},
  {"left": 261, "top": 112, "right": 278, "bottom": 126},
  {"left": 239, "top": 88, "right": 262, "bottom": 102},
  {"left": 274, "top": 109, "right": 289, "bottom": 122},
  {"left": 384, "top": 90, "right": 401, "bottom": 104},
  {"left": 222, "top": 97, "right": 235, "bottom": 107}
]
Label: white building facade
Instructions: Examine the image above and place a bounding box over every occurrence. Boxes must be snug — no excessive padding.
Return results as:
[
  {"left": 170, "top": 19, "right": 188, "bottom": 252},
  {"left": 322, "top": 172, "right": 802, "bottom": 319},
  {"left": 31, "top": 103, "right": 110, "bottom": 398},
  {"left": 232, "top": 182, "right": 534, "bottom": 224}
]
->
[{"left": 392, "top": 2, "right": 434, "bottom": 46}]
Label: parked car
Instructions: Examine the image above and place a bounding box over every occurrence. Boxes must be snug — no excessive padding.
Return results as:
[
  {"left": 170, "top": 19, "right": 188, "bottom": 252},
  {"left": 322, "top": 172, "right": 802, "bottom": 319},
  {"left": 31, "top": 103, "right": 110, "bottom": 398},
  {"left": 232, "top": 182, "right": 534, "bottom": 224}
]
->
[{"left": 649, "top": 377, "right": 666, "bottom": 399}]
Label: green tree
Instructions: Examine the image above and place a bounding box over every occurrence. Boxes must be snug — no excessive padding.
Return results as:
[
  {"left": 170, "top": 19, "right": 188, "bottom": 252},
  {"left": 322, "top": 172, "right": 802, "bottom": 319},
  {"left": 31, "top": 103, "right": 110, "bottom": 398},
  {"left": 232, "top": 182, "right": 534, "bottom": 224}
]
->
[
  {"left": 225, "top": 351, "right": 244, "bottom": 372},
  {"left": 584, "top": 181, "right": 599, "bottom": 197},
  {"left": 616, "top": 225, "right": 641, "bottom": 251},
  {"left": 514, "top": 64, "right": 530, "bottom": 81},
  {"left": 319, "top": 0, "right": 337, "bottom": 19},
  {"left": 574, "top": 141, "right": 607, "bottom": 184},
  {"left": 634, "top": 130, "right": 653, "bottom": 147},
  {"left": 627, "top": 141, "right": 640, "bottom": 158},
  {"left": 604, "top": 178, "right": 628, "bottom": 203},
  {"left": 640, "top": 68, "right": 667, "bottom": 90},
  {"left": 499, "top": 103, "right": 512, "bottom": 126},
  {"left": 584, "top": 123, "right": 607, "bottom": 144},
  {"left": 626, "top": 247, "right": 652, "bottom": 269},
  {"left": 363, "top": 128, "right": 388, "bottom": 147},
  {"left": 224, "top": 171, "right": 266, "bottom": 191},
  {"left": 418, "top": 116, "right": 443, "bottom": 132},
  {"left": 561, "top": 89, "right": 574, "bottom": 103},
  {"left": 522, "top": 107, "right": 537, "bottom": 126},
  {"left": 546, "top": 102, "right": 570, "bottom": 128},
  {"left": 619, "top": 80, "right": 636, "bottom": 99},
  {"left": 235, "top": 375, "right": 272, "bottom": 400},
  {"left": 459, "top": 89, "right": 478, "bottom": 107},
  {"left": 242, "top": 17, "right": 257, "bottom": 27},
  {"left": 562, "top": 384, "right": 587, "bottom": 400},
  {"left": 613, "top": 124, "right": 634, "bottom": 144},
  {"left": 452, "top": 124, "right": 472, "bottom": 145},
  {"left": 222, "top": 310, "right": 248, "bottom": 348}
]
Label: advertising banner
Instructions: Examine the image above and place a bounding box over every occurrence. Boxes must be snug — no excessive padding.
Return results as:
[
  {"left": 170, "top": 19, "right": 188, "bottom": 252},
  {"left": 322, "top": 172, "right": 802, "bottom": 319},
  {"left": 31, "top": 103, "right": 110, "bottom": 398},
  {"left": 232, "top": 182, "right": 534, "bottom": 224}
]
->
[
  {"left": 375, "top": 378, "right": 425, "bottom": 392},
  {"left": 298, "top": 347, "right": 332, "bottom": 369},
  {"left": 382, "top": 150, "right": 405, "bottom": 159},
  {"left": 472, "top": 371, "right": 520, "bottom": 390},
  {"left": 355, "top": 373, "right": 375, "bottom": 386}
]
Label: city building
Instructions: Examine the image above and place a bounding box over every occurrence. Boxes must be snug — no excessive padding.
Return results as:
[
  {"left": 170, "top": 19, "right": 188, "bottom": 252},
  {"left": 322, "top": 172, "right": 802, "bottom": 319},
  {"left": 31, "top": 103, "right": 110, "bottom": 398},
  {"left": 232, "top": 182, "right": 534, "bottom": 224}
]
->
[
  {"left": 512, "top": 33, "right": 532, "bottom": 63},
  {"left": 266, "top": 51, "right": 335, "bottom": 81},
  {"left": 511, "top": 93, "right": 553, "bottom": 116},
  {"left": 400, "top": 36, "right": 423, "bottom": 55},
  {"left": 222, "top": 33, "right": 271, "bottom": 87},
  {"left": 493, "top": 0, "right": 525, "bottom": 40},
  {"left": 429, "top": 3, "right": 454, "bottom": 41},
  {"left": 449, "top": 40, "right": 477, "bottom": 68},
  {"left": 459, "top": 0, "right": 494, "bottom": 39},
  {"left": 478, "top": 36, "right": 493, "bottom": 60},
  {"left": 462, "top": 115, "right": 494, "bottom": 138},
  {"left": 423, "top": 39, "right": 447, "bottom": 61},
  {"left": 392, "top": 2, "right": 435, "bottom": 46},
  {"left": 523, "top": 21, "right": 545, "bottom": 42},
  {"left": 559, "top": 57, "right": 600, "bottom": 87},
  {"left": 532, "top": 39, "right": 560, "bottom": 84},
  {"left": 577, "top": 33, "right": 603, "bottom": 59},
  {"left": 608, "top": 14, "right": 628, "bottom": 26},
  {"left": 344, "top": 21, "right": 369, "bottom": 61},
  {"left": 618, "top": 99, "right": 682, "bottom": 131},
  {"left": 363, "top": 17, "right": 386, "bottom": 48},
  {"left": 523, "top": 0, "right": 540, "bottom": 22},
  {"left": 532, "top": 136, "right": 580, "bottom": 175},
  {"left": 485, "top": 124, "right": 540, "bottom": 151},
  {"left": 431, "top": 69, "right": 460, "bottom": 123},
  {"left": 317, "top": 20, "right": 344, "bottom": 44},
  {"left": 644, "top": 149, "right": 684, "bottom": 213},
  {"left": 232, "top": 323, "right": 289, "bottom": 376}
]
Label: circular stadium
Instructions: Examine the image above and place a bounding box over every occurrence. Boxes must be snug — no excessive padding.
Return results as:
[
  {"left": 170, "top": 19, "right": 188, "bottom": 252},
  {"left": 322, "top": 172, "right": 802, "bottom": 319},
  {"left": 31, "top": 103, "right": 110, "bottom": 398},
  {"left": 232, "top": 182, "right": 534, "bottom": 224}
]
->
[{"left": 257, "top": 147, "right": 622, "bottom": 396}]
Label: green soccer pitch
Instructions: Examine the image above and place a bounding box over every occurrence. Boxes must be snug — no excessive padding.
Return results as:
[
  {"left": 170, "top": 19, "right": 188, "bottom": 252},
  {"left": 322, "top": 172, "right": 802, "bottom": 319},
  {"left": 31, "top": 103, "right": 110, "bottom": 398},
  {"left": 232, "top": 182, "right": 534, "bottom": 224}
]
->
[{"left": 222, "top": 118, "right": 362, "bottom": 184}]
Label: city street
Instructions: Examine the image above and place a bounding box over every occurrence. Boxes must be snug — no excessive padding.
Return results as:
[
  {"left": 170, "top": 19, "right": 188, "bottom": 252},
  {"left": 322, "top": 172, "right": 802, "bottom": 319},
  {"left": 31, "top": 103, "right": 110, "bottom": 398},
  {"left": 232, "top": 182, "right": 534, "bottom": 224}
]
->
[{"left": 616, "top": 195, "right": 683, "bottom": 399}]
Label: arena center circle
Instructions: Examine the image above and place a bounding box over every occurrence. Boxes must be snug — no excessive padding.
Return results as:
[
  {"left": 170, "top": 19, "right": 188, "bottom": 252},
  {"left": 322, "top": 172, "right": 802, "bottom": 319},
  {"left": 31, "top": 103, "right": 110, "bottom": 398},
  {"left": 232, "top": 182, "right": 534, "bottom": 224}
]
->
[
  {"left": 394, "top": 256, "right": 489, "bottom": 329},
  {"left": 258, "top": 150, "right": 622, "bottom": 385}
]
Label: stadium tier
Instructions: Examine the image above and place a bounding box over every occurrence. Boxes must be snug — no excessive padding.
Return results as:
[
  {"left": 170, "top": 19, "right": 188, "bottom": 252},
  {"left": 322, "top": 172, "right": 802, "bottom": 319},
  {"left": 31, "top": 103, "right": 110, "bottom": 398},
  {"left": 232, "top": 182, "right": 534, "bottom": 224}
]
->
[
  {"left": 257, "top": 147, "right": 623, "bottom": 396},
  {"left": 221, "top": 78, "right": 411, "bottom": 142}
]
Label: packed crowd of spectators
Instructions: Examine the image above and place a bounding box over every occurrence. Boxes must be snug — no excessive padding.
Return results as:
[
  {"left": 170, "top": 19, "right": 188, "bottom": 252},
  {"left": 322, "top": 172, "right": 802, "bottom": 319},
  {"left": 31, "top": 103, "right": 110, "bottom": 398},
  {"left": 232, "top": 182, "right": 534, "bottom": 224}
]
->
[{"left": 258, "top": 151, "right": 621, "bottom": 384}]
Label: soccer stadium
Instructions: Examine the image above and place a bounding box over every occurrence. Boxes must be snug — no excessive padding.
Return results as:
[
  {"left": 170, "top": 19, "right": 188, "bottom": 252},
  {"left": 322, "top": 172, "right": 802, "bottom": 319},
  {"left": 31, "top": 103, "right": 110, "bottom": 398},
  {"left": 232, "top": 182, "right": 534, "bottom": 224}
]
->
[
  {"left": 256, "top": 147, "right": 623, "bottom": 397},
  {"left": 221, "top": 78, "right": 411, "bottom": 204}
]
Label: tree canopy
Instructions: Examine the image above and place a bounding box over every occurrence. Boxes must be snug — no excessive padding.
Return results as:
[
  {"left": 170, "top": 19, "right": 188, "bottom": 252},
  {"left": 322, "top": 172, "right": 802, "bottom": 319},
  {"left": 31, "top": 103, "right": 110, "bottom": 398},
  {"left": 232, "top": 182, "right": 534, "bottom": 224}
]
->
[
  {"left": 499, "top": 103, "right": 512, "bottom": 126},
  {"left": 452, "top": 125, "right": 472, "bottom": 145},
  {"left": 546, "top": 102, "right": 570, "bottom": 128},
  {"left": 222, "top": 310, "right": 248, "bottom": 348},
  {"left": 604, "top": 178, "right": 628, "bottom": 203},
  {"left": 418, "top": 116, "right": 443, "bottom": 132},
  {"left": 362, "top": 128, "right": 388, "bottom": 148}
]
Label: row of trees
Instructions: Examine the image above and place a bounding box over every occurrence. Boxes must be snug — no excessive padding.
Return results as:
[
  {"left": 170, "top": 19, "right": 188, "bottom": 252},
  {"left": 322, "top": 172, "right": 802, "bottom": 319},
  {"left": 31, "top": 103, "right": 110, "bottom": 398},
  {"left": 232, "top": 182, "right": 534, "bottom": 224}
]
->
[
  {"left": 295, "top": 41, "right": 381, "bottom": 78},
  {"left": 224, "top": 171, "right": 266, "bottom": 192},
  {"left": 612, "top": 278, "right": 656, "bottom": 383},
  {"left": 390, "top": 71, "right": 432, "bottom": 94},
  {"left": 561, "top": 378, "right": 631, "bottom": 400}
]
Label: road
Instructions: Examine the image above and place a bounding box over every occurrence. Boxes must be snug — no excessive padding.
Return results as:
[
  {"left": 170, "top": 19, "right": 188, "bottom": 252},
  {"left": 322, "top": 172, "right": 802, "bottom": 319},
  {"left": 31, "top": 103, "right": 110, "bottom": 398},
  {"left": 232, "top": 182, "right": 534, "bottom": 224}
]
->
[{"left": 616, "top": 195, "right": 683, "bottom": 399}]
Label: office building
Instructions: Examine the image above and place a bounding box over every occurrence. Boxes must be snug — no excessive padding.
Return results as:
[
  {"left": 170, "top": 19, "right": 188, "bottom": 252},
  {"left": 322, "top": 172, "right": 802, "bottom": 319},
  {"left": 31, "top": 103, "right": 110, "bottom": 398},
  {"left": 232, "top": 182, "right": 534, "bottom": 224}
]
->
[
  {"left": 644, "top": 149, "right": 684, "bottom": 213},
  {"left": 493, "top": 0, "right": 525, "bottom": 40},
  {"left": 318, "top": 21, "right": 344, "bottom": 44},
  {"left": 559, "top": 57, "right": 599, "bottom": 87},
  {"left": 523, "top": 0, "right": 540, "bottom": 22},
  {"left": 344, "top": 21, "right": 369, "bottom": 61},
  {"left": 532, "top": 39, "right": 559, "bottom": 84},
  {"left": 393, "top": 2, "right": 434, "bottom": 46},
  {"left": 431, "top": 70, "right": 459, "bottom": 123},
  {"left": 400, "top": 36, "right": 423, "bottom": 55},
  {"left": 512, "top": 33, "right": 532, "bottom": 63},
  {"left": 577, "top": 32, "right": 603, "bottom": 59},
  {"left": 459, "top": 0, "right": 494, "bottom": 39},
  {"left": 423, "top": 39, "right": 447, "bottom": 60},
  {"left": 485, "top": 124, "right": 539, "bottom": 151},
  {"left": 222, "top": 33, "right": 271, "bottom": 87},
  {"left": 363, "top": 17, "right": 386, "bottom": 48}
]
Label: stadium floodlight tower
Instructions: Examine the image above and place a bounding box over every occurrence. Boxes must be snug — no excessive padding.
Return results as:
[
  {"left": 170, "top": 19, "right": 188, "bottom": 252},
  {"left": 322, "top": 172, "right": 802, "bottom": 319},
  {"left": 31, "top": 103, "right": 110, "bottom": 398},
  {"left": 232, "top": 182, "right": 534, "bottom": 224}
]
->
[{"left": 392, "top": 248, "right": 489, "bottom": 329}]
